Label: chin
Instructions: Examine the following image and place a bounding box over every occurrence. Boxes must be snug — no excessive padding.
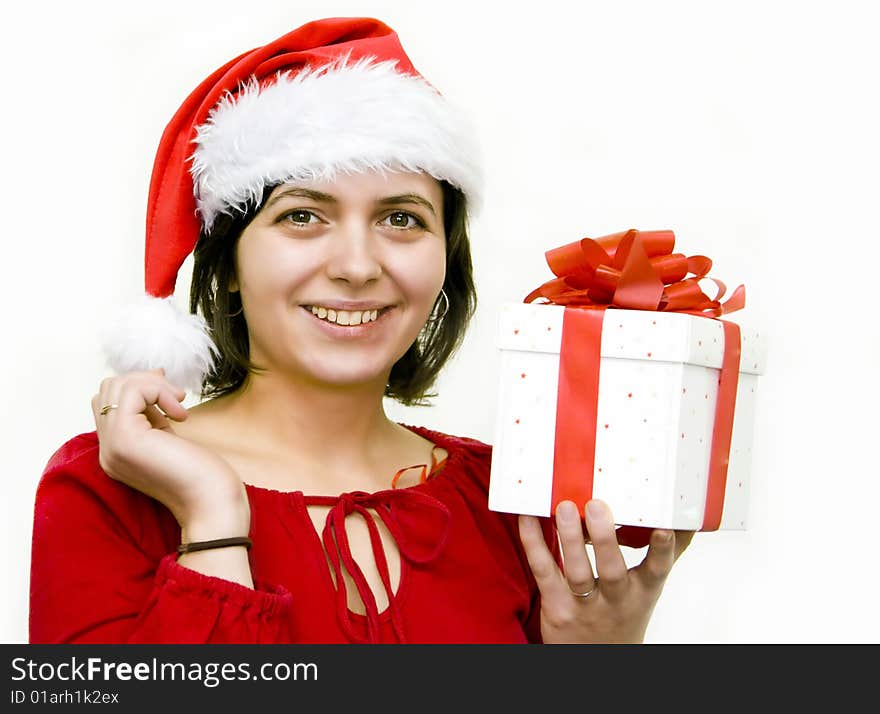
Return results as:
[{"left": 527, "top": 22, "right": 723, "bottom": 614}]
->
[
  {"left": 254, "top": 327, "right": 420, "bottom": 389},
  {"left": 297, "top": 357, "right": 395, "bottom": 390}
]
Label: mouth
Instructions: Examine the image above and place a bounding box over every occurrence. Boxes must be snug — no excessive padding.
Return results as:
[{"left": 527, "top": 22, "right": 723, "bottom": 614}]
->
[{"left": 301, "top": 304, "right": 394, "bottom": 328}]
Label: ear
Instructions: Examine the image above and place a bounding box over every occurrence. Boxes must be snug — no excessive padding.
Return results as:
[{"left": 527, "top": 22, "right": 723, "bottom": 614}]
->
[{"left": 229, "top": 274, "right": 239, "bottom": 292}]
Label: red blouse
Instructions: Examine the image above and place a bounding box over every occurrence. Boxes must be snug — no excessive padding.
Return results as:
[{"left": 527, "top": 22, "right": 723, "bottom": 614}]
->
[{"left": 29, "top": 425, "right": 559, "bottom": 644}]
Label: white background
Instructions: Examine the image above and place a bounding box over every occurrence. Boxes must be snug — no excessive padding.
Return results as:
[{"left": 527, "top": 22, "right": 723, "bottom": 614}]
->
[{"left": 2, "top": 0, "right": 878, "bottom": 643}]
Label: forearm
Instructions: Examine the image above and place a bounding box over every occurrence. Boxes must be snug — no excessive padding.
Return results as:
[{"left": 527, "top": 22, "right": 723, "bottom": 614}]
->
[{"left": 30, "top": 459, "right": 290, "bottom": 644}]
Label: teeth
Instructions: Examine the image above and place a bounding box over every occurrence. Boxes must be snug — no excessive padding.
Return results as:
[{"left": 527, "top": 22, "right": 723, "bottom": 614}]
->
[{"left": 308, "top": 305, "right": 383, "bottom": 325}]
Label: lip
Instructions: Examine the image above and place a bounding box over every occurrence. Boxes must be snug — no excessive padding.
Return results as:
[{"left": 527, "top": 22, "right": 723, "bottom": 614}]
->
[
  {"left": 301, "top": 304, "right": 395, "bottom": 338},
  {"left": 301, "top": 300, "right": 393, "bottom": 311}
]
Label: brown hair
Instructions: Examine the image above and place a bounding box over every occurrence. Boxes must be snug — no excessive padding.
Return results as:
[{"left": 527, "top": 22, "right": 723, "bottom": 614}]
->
[{"left": 189, "top": 180, "right": 476, "bottom": 406}]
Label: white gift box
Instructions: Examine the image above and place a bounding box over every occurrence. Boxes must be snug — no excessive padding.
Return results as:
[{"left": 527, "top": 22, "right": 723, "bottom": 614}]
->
[{"left": 488, "top": 303, "right": 768, "bottom": 531}]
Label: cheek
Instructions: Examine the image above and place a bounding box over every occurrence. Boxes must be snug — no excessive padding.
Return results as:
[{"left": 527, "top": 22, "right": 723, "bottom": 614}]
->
[
  {"left": 387, "top": 242, "right": 447, "bottom": 304},
  {"left": 237, "top": 241, "right": 313, "bottom": 298}
]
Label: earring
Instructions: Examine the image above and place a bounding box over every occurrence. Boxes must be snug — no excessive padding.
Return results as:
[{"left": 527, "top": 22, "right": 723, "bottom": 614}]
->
[
  {"left": 433, "top": 288, "right": 449, "bottom": 321},
  {"left": 227, "top": 293, "right": 243, "bottom": 317}
]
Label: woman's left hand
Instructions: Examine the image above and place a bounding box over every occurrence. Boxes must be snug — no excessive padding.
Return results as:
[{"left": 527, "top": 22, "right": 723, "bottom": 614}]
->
[{"left": 519, "top": 499, "right": 694, "bottom": 644}]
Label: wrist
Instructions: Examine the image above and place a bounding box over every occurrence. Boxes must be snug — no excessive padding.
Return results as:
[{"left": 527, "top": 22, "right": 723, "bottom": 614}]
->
[
  {"left": 179, "top": 485, "right": 251, "bottom": 543},
  {"left": 180, "top": 507, "right": 250, "bottom": 544},
  {"left": 177, "top": 536, "right": 252, "bottom": 555}
]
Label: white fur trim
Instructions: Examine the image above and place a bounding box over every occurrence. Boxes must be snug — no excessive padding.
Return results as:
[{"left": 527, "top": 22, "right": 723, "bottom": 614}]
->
[
  {"left": 101, "top": 295, "right": 217, "bottom": 394},
  {"left": 191, "top": 56, "right": 482, "bottom": 232}
]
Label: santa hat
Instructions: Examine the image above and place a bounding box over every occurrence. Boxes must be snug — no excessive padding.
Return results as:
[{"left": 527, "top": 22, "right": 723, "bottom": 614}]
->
[{"left": 102, "top": 17, "right": 482, "bottom": 393}]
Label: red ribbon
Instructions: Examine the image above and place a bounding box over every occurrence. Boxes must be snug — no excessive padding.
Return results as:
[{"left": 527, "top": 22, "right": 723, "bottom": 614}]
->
[
  {"left": 703, "top": 320, "right": 742, "bottom": 530},
  {"left": 551, "top": 309, "right": 604, "bottom": 511},
  {"left": 526, "top": 229, "right": 745, "bottom": 533},
  {"left": 309, "top": 489, "right": 451, "bottom": 643}
]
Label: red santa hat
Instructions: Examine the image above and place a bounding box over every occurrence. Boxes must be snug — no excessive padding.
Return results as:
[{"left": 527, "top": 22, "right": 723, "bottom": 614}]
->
[{"left": 103, "top": 17, "right": 482, "bottom": 392}]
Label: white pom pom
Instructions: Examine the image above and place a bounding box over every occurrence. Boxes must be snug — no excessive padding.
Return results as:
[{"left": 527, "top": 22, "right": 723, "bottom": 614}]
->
[{"left": 100, "top": 295, "right": 217, "bottom": 394}]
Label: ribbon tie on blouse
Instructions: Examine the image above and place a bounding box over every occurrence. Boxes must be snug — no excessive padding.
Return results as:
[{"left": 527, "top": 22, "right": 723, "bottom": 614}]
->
[{"left": 311, "top": 488, "right": 451, "bottom": 643}]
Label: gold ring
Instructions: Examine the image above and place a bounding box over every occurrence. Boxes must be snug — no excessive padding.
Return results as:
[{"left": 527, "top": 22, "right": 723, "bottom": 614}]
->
[
  {"left": 99, "top": 404, "right": 119, "bottom": 416},
  {"left": 571, "top": 582, "right": 597, "bottom": 598}
]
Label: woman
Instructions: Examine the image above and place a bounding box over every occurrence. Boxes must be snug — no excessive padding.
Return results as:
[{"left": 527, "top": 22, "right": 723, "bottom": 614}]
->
[{"left": 29, "top": 17, "right": 691, "bottom": 644}]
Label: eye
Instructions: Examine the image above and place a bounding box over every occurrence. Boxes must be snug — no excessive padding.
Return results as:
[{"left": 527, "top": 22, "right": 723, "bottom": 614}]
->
[
  {"left": 279, "top": 209, "right": 321, "bottom": 225},
  {"left": 382, "top": 211, "right": 425, "bottom": 229}
]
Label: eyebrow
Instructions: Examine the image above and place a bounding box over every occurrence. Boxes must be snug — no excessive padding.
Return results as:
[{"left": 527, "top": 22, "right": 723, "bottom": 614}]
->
[
  {"left": 265, "top": 188, "right": 437, "bottom": 217},
  {"left": 376, "top": 194, "right": 437, "bottom": 218},
  {"left": 265, "top": 188, "right": 337, "bottom": 209}
]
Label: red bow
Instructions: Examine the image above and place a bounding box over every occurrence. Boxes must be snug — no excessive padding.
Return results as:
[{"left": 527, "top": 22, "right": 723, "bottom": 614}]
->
[
  {"left": 524, "top": 229, "right": 745, "bottom": 317},
  {"left": 310, "top": 489, "right": 450, "bottom": 643}
]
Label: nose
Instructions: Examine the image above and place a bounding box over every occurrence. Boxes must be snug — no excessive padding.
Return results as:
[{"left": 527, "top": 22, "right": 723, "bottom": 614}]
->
[{"left": 325, "top": 221, "right": 383, "bottom": 286}]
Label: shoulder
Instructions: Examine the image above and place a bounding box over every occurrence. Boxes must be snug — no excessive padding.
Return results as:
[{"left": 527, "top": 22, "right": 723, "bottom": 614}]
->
[
  {"left": 34, "top": 432, "right": 179, "bottom": 556},
  {"left": 36, "top": 431, "right": 161, "bottom": 519},
  {"left": 41, "top": 431, "right": 101, "bottom": 481},
  {"left": 404, "top": 423, "right": 491, "bottom": 454},
  {"left": 402, "top": 424, "right": 499, "bottom": 503},
  {"left": 404, "top": 424, "right": 492, "bottom": 472}
]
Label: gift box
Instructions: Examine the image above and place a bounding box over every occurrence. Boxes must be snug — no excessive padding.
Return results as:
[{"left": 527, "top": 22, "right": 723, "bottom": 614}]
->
[{"left": 487, "top": 229, "right": 768, "bottom": 531}]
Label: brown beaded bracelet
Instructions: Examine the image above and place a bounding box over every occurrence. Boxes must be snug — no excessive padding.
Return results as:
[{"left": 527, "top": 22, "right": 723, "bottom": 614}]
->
[{"left": 176, "top": 537, "right": 253, "bottom": 555}]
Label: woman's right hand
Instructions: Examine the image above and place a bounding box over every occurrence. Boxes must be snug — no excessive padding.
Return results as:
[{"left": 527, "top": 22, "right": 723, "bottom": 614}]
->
[{"left": 91, "top": 369, "right": 250, "bottom": 543}]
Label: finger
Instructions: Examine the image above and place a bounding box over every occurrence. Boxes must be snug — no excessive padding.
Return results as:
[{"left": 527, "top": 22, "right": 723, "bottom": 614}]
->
[
  {"left": 633, "top": 529, "right": 676, "bottom": 590},
  {"left": 108, "top": 378, "right": 182, "bottom": 428},
  {"left": 518, "top": 515, "right": 574, "bottom": 614},
  {"left": 518, "top": 515, "right": 561, "bottom": 585},
  {"left": 92, "top": 377, "right": 114, "bottom": 412},
  {"left": 155, "top": 384, "right": 188, "bottom": 421},
  {"left": 93, "top": 371, "right": 178, "bottom": 414},
  {"left": 149, "top": 368, "right": 187, "bottom": 404},
  {"left": 584, "top": 500, "right": 628, "bottom": 598},
  {"left": 673, "top": 530, "right": 695, "bottom": 561},
  {"left": 92, "top": 377, "right": 123, "bottom": 426},
  {"left": 146, "top": 383, "right": 189, "bottom": 427},
  {"left": 144, "top": 404, "right": 172, "bottom": 431},
  {"left": 555, "top": 501, "right": 596, "bottom": 596},
  {"left": 614, "top": 525, "right": 654, "bottom": 549},
  {"left": 140, "top": 369, "right": 186, "bottom": 405}
]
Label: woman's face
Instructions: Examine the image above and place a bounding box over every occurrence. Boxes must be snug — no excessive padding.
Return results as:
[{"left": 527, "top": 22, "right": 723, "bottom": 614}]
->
[{"left": 233, "top": 171, "right": 446, "bottom": 391}]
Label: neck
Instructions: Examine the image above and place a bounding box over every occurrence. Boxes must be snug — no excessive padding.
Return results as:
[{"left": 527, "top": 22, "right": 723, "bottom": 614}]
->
[{"left": 223, "top": 369, "right": 399, "bottom": 470}]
